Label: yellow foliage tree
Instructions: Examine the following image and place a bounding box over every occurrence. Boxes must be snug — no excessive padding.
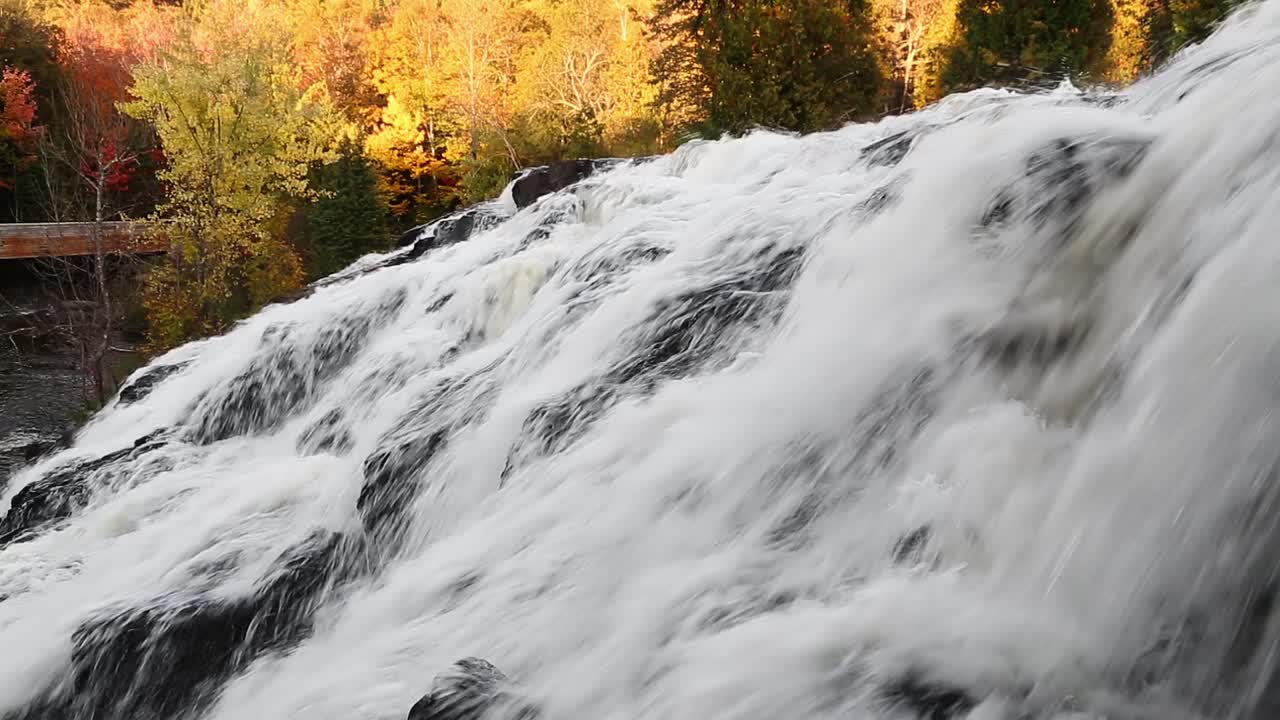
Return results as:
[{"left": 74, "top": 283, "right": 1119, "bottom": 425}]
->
[
  {"left": 907, "top": 0, "right": 962, "bottom": 106},
  {"left": 286, "top": 0, "right": 382, "bottom": 122},
  {"left": 436, "top": 0, "right": 528, "bottom": 165},
  {"left": 364, "top": 92, "right": 460, "bottom": 221},
  {"left": 365, "top": 0, "right": 463, "bottom": 223},
  {"left": 1098, "top": 0, "right": 1165, "bottom": 83},
  {"left": 517, "top": 0, "right": 663, "bottom": 154},
  {"left": 872, "top": 0, "right": 957, "bottom": 110},
  {"left": 124, "top": 0, "right": 341, "bottom": 352}
]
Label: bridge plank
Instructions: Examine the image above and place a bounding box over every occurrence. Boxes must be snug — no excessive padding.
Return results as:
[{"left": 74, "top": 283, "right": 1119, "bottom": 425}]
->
[{"left": 0, "top": 223, "right": 168, "bottom": 261}]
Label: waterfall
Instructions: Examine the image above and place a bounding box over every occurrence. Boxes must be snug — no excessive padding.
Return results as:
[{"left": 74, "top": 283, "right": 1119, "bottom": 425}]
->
[{"left": 7, "top": 4, "right": 1280, "bottom": 719}]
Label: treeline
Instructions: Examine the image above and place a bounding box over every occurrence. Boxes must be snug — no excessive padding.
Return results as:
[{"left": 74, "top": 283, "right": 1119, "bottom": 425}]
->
[
  {"left": 0, "top": 0, "right": 1243, "bottom": 356},
  {"left": 653, "top": 0, "right": 1244, "bottom": 132}
]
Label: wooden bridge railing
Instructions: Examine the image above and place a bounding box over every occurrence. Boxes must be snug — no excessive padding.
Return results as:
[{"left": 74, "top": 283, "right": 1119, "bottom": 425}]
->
[{"left": 0, "top": 222, "right": 169, "bottom": 261}]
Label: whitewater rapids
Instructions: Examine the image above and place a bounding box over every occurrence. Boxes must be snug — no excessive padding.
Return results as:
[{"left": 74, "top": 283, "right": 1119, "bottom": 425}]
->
[{"left": 7, "top": 5, "right": 1280, "bottom": 719}]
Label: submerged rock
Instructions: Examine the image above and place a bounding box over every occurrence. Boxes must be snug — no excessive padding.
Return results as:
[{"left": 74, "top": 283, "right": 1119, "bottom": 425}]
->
[
  {"left": 880, "top": 675, "right": 976, "bottom": 719},
  {"left": 187, "top": 291, "right": 404, "bottom": 446},
  {"left": 408, "top": 658, "right": 538, "bottom": 720},
  {"left": 359, "top": 360, "right": 501, "bottom": 552},
  {"left": 892, "top": 526, "right": 931, "bottom": 565},
  {"left": 502, "top": 244, "right": 807, "bottom": 482},
  {"left": 978, "top": 134, "right": 1150, "bottom": 242}
]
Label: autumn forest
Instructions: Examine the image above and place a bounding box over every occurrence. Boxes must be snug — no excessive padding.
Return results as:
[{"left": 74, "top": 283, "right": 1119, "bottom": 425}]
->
[{"left": 0, "top": 0, "right": 1243, "bottom": 358}]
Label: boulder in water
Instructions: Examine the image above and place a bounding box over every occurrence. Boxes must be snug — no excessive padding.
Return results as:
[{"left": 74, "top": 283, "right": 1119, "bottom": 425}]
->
[
  {"left": 860, "top": 130, "right": 916, "bottom": 167},
  {"left": 395, "top": 207, "right": 483, "bottom": 251},
  {"left": 0, "top": 466, "right": 88, "bottom": 547},
  {"left": 389, "top": 207, "right": 505, "bottom": 268},
  {"left": 510, "top": 160, "right": 607, "bottom": 209},
  {"left": 408, "top": 658, "right": 538, "bottom": 720},
  {"left": 7, "top": 531, "right": 345, "bottom": 720},
  {"left": 0, "top": 431, "right": 167, "bottom": 548},
  {"left": 116, "top": 361, "right": 190, "bottom": 406},
  {"left": 389, "top": 158, "right": 621, "bottom": 267}
]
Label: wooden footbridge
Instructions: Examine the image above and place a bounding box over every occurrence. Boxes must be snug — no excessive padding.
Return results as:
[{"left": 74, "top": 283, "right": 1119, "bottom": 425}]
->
[{"left": 0, "top": 222, "right": 168, "bottom": 261}]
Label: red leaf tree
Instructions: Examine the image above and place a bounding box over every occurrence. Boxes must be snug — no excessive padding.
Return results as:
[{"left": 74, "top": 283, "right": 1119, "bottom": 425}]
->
[{"left": 0, "top": 65, "right": 43, "bottom": 192}]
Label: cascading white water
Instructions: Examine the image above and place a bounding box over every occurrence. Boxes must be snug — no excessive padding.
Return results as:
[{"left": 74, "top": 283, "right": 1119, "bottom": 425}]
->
[{"left": 6, "top": 5, "right": 1280, "bottom": 719}]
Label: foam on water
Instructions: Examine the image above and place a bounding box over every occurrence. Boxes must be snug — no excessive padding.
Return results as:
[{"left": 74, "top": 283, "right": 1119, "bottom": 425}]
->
[{"left": 6, "top": 5, "right": 1280, "bottom": 719}]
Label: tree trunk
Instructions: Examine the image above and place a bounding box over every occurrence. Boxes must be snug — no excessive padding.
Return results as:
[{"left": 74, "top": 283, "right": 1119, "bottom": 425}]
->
[{"left": 88, "top": 167, "right": 113, "bottom": 405}]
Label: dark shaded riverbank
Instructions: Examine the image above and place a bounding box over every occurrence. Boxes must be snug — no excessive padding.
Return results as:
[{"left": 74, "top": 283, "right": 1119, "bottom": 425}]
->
[
  {"left": 1, "top": 278, "right": 79, "bottom": 483},
  {"left": 0, "top": 263, "right": 140, "bottom": 485}
]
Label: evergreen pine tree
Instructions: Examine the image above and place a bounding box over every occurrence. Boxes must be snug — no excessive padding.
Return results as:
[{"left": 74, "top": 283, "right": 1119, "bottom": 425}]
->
[
  {"left": 652, "top": 0, "right": 885, "bottom": 135},
  {"left": 1164, "top": 0, "right": 1243, "bottom": 54},
  {"left": 303, "top": 140, "right": 390, "bottom": 278},
  {"left": 939, "top": 0, "right": 1109, "bottom": 92}
]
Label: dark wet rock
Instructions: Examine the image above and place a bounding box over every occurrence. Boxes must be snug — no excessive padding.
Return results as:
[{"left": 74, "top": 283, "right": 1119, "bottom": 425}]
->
[
  {"left": 893, "top": 526, "right": 931, "bottom": 565},
  {"left": 1186, "top": 48, "right": 1253, "bottom": 84},
  {"left": 188, "top": 291, "right": 404, "bottom": 445},
  {"left": 564, "top": 240, "right": 671, "bottom": 284},
  {"left": 1128, "top": 616, "right": 1205, "bottom": 695},
  {"left": 415, "top": 209, "right": 483, "bottom": 249},
  {"left": 855, "top": 178, "right": 906, "bottom": 217},
  {"left": 880, "top": 675, "right": 975, "bottom": 719},
  {"left": 117, "top": 361, "right": 190, "bottom": 406},
  {"left": 849, "top": 368, "right": 936, "bottom": 471},
  {"left": 979, "top": 135, "right": 1150, "bottom": 239},
  {"left": 510, "top": 159, "right": 617, "bottom": 209},
  {"left": 375, "top": 157, "right": 633, "bottom": 270},
  {"left": 427, "top": 291, "right": 456, "bottom": 315},
  {"left": 767, "top": 368, "right": 936, "bottom": 549},
  {"left": 768, "top": 478, "right": 825, "bottom": 548},
  {"left": 186, "top": 325, "right": 317, "bottom": 444},
  {"left": 500, "top": 384, "right": 612, "bottom": 483},
  {"left": 1024, "top": 140, "right": 1098, "bottom": 225},
  {"left": 361, "top": 428, "right": 447, "bottom": 538},
  {"left": 613, "top": 244, "right": 805, "bottom": 387},
  {"left": 297, "top": 407, "right": 355, "bottom": 456},
  {"left": 389, "top": 207, "right": 507, "bottom": 269},
  {"left": 396, "top": 225, "right": 426, "bottom": 248},
  {"left": 1079, "top": 90, "right": 1124, "bottom": 109},
  {"left": 4, "top": 531, "right": 345, "bottom": 720},
  {"left": 440, "top": 573, "right": 483, "bottom": 612},
  {"left": 433, "top": 210, "right": 486, "bottom": 248},
  {"left": 699, "top": 591, "right": 797, "bottom": 631},
  {"left": 359, "top": 363, "right": 500, "bottom": 547},
  {"left": 0, "top": 465, "right": 88, "bottom": 547},
  {"left": 512, "top": 196, "right": 582, "bottom": 255},
  {"left": 503, "top": 245, "right": 806, "bottom": 481},
  {"left": 408, "top": 658, "right": 538, "bottom": 720},
  {"left": 861, "top": 131, "right": 916, "bottom": 167},
  {"left": 0, "top": 430, "right": 168, "bottom": 548},
  {"left": 512, "top": 240, "right": 672, "bottom": 366},
  {"left": 979, "top": 193, "right": 1014, "bottom": 229},
  {"left": 975, "top": 316, "right": 1090, "bottom": 369}
]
